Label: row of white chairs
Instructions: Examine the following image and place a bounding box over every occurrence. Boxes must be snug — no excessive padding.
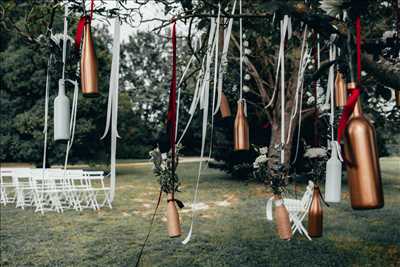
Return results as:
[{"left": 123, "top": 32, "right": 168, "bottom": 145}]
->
[{"left": 0, "top": 167, "right": 112, "bottom": 214}]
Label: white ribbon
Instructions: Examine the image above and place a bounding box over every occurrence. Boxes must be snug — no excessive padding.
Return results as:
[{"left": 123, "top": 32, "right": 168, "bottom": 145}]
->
[
  {"left": 60, "top": 2, "right": 79, "bottom": 170},
  {"left": 63, "top": 79, "right": 79, "bottom": 169},
  {"left": 175, "top": 35, "right": 201, "bottom": 141},
  {"left": 266, "top": 196, "right": 274, "bottom": 221},
  {"left": 100, "top": 1, "right": 121, "bottom": 201},
  {"left": 286, "top": 26, "right": 310, "bottom": 144},
  {"left": 265, "top": 15, "right": 291, "bottom": 109},
  {"left": 42, "top": 55, "right": 53, "bottom": 169},
  {"left": 279, "top": 16, "right": 290, "bottom": 163},
  {"left": 208, "top": 4, "right": 221, "bottom": 160},
  {"left": 239, "top": 0, "right": 243, "bottom": 100},
  {"left": 182, "top": 14, "right": 219, "bottom": 245},
  {"left": 327, "top": 41, "right": 336, "bottom": 142},
  {"left": 213, "top": 0, "right": 237, "bottom": 115}
]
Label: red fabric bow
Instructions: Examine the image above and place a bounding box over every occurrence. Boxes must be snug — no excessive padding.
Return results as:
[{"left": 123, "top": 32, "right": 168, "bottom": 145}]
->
[
  {"left": 337, "top": 16, "right": 362, "bottom": 143},
  {"left": 74, "top": 0, "right": 94, "bottom": 49}
]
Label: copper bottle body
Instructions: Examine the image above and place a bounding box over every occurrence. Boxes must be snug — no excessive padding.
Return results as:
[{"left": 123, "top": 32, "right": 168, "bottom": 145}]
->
[
  {"left": 274, "top": 197, "right": 291, "bottom": 240},
  {"left": 80, "top": 23, "right": 99, "bottom": 97},
  {"left": 344, "top": 88, "right": 384, "bottom": 209},
  {"left": 234, "top": 100, "right": 249, "bottom": 150},
  {"left": 308, "top": 186, "right": 323, "bottom": 237},
  {"left": 335, "top": 72, "right": 347, "bottom": 107},
  {"left": 166, "top": 193, "right": 181, "bottom": 238},
  {"left": 395, "top": 90, "right": 400, "bottom": 107},
  {"left": 220, "top": 92, "right": 232, "bottom": 118}
]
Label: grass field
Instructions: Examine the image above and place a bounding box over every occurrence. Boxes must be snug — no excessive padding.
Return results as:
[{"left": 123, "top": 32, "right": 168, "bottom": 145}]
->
[{"left": 1, "top": 158, "right": 399, "bottom": 266}]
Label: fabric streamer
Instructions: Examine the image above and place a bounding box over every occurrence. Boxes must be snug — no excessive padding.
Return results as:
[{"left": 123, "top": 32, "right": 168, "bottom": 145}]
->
[
  {"left": 285, "top": 26, "right": 309, "bottom": 145},
  {"left": 63, "top": 79, "right": 79, "bottom": 169},
  {"left": 279, "top": 16, "right": 290, "bottom": 163},
  {"left": 207, "top": 4, "right": 221, "bottom": 160},
  {"left": 182, "top": 15, "right": 218, "bottom": 245},
  {"left": 239, "top": 0, "right": 243, "bottom": 100},
  {"left": 328, "top": 41, "right": 336, "bottom": 143},
  {"left": 337, "top": 16, "right": 362, "bottom": 142},
  {"left": 265, "top": 15, "right": 291, "bottom": 109},
  {"left": 42, "top": 55, "right": 53, "bottom": 169},
  {"left": 177, "top": 0, "right": 236, "bottom": 145},
  {"left": 213, "top": 0, "right": 237, "bottom": 115},
  {"left": 100, "top": 0, "right": 121, "bottom": 202}
]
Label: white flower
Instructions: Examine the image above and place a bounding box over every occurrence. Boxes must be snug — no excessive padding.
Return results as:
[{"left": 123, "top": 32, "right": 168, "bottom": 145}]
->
[
  {"left": 304, "top": 147, "right": 327, "bottom": 159},
  {"left": 243, "top": 85, "right": 250, "bottom": 92},
  {"left": 255, "top": 155, "right": 268, "bottom": 164},
  {"left": 244, "top": 48, "right": 252, "bottom": 55},
  {"left": 259, "top": 146, "right": 269, "bottom": 155},
  {"left": 319, "top": 0, "right": 344, "bottom": 17},
  {"left": 244, "top": 40, "right": 249, "bottom": 47},
  {"left": 253, "top": 154, "right": 269, "bottom": 169},
  {"left": 244, "top": 74, "right": 251, "bottom": 81}
]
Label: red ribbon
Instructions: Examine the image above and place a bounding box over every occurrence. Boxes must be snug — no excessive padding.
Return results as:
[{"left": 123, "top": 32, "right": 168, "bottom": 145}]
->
[
  {"left": 74, "top": 16, "right": 87, "bottom": 49},
  {"left": 74, "top": 0, "right": 94, "bottom": 49},
  {"left": 167, "top": 21, "right": 177, "bottom": 166},
  {"left": 337, "top": 16, "right": 362, "bottom": 143}
]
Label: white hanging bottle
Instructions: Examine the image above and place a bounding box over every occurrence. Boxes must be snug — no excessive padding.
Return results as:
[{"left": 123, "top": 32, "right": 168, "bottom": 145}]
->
[
  {"left": 325, "top": 141, "right": 342, "bottom": 203},
  {"left": 54, "top": 79, "right": 71, "bottom": 141}
]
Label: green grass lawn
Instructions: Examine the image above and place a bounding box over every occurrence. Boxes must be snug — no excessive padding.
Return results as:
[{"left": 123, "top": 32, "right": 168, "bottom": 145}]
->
[{"left": 1, "top": 158, "right": 399, "bottom": 266}]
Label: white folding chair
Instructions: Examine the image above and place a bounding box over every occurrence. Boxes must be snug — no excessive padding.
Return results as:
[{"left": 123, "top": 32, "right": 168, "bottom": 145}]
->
[
  {"left": 266, "top": 181, "right": 314, "bottom": 240},
  {"left": 283, "top": 181, "right": 314, "bottom": 240},
  {"left": 84, "top": 171, "right": 112, "bottom": 210},
  {"left": 13, "top": 168, "right": 35, "bottom": 209},
  {"left": 0, "top": 168, "right": 17, "bottom": 205}
]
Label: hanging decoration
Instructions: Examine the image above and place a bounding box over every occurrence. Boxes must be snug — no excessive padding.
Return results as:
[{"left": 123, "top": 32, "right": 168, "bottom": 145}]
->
[
  {"left": 62, "top": 79, "right": 79, "bottom": 169},
  {"left": 75, "top": 0, "right": 99, "bottom": 97},
  {"left": 54, "top": 3, "right": 71, "bottom": 142},
  {"left": 325, "top": 40, "right": 342, "bottom": 203},
  {"left": 265, "top": 15, "right": 293, "bottom": 240},
  {"left": 100, "top": 0, "right": 121, "bottom": 202},
  {"left": 54, "top": 79, "right": 71, "bottom": 141},
  {"left": 308, "top": 185, "right": 323, "bottom": 237},
  {"left": 165, "top": 20, "right": 182, "bottom": 237},
  {"left": 233, "top": 0, "right": 250, "bottom": 151},
  {"left": 335, "top": 71, "right": 347, "bottom": 107},
  {"left": 274, "top": 197, "right": 292, "bottom": 240},
  {"left": 220, "top": 92, "right": 231, "bottom": 118},
  {"left": 325, "top": 141, "right": 342, "bottom": 202},
  {"left": 182, "top": 1, "right": 228, "bottom": 244},
  {"left": 42, "top": 54, "right": 53, "bottom": 168},
  {"left": 214, "top": 1, "right": 237, "bottom": 117},
  {"left": 339, "top": 16, "right": 384, "bottom": 210}
]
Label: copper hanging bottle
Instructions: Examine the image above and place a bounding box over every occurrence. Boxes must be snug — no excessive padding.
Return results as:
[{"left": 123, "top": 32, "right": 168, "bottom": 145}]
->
[
  {"left": 166, "top": 193, "right": 181, "bottom": 238},
  {"left": 220, "top": 92, "right": 232, "bottom": 118},
  {"left": 80, "top": 21, "right": 99, "bottom": 97},
  {"left": 335, "top": 71, "right": 347, "bottom": 107},
  {"left": 308, "top": 186, "right": 323, "bottom": 237},
  {"left": 234, "top": 99, "right": 249, "bottom": 150},
  {"left": 395, "top": 90, "right": 400, "bottom": 107},
  {"left": 274, "top": 197, "right": 291, "bottom": 240},
  {"left": 344, "top": 83, "right": 384, "bottom": 210}
]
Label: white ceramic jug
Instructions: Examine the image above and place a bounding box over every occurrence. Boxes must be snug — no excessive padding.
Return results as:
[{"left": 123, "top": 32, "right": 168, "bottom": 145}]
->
[
  {"left": 54, "top": 79, "right": 70, "bottom": 141},
  {"left": 325, "top": 141, "right": 342, "bottom": 203}
]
